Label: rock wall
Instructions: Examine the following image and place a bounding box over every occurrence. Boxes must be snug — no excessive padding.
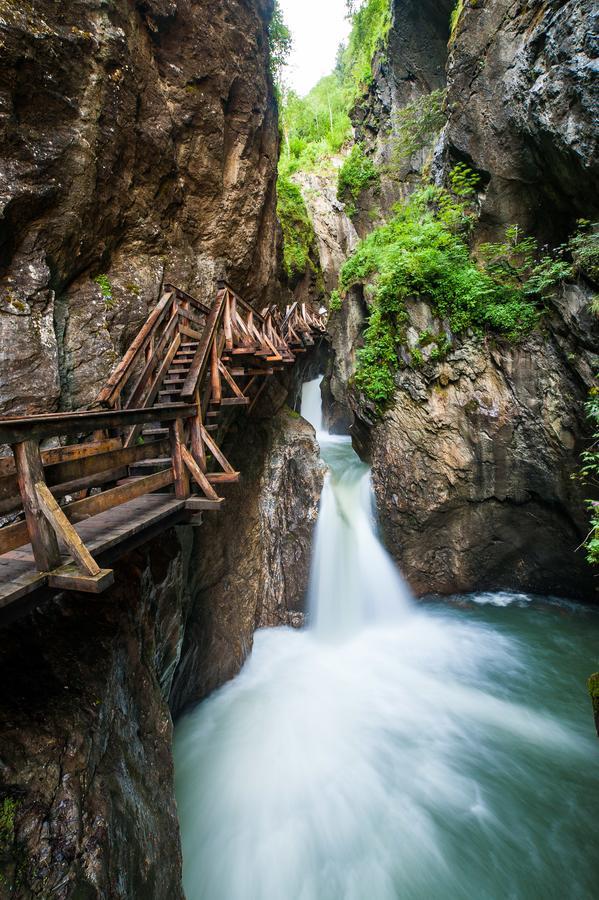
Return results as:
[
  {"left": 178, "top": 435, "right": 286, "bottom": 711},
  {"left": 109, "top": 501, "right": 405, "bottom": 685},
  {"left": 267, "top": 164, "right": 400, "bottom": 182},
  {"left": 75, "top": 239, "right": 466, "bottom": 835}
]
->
[
  {"left": 171, "top": 409, "right": 325, "bottom": 713},
  {"left": 325, "top": 0, "right": 599, "bottom": 599},
  {"left": 0, "top": 0, "right": 279, "bottom": 414},
  {"left": 439, "top": 0, "right": 599, "bottom": 242}
]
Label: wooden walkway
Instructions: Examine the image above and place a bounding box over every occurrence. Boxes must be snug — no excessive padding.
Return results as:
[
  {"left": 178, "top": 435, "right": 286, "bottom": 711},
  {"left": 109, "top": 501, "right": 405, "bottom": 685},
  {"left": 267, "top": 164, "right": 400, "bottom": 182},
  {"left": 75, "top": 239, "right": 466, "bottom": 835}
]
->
[{"left": 0, "top": 282, "right": 326, "bottom": 615}]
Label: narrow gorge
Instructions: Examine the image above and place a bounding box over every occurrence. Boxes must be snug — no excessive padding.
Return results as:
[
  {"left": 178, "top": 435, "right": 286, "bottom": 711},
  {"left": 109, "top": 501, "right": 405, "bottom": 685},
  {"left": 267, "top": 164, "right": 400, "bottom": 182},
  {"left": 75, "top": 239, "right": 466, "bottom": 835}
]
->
[{"left": 0, "top": 1, "right": 597, "bottom": 898}]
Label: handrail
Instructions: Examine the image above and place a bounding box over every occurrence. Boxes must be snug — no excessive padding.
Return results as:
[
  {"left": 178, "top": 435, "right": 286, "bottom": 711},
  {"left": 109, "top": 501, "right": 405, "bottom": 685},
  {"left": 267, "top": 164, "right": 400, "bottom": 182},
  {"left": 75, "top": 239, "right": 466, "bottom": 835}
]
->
[
  {"left": 0, "top": 403, "right": 197, "bottom": 445},
  {"left": 180, "top": 289, "right": 227, "bottom": 401},
  {"left": 164, "top": 283, "right": 211, "bottom": 316},
  {"left": 96, "top": 290, "right": 174, "bottom": 407}
]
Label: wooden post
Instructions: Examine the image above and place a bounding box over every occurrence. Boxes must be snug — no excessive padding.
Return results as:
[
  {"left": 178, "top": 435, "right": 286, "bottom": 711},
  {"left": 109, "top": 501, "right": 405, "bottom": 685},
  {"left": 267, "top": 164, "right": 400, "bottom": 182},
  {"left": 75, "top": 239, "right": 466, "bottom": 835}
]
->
[
  {"left": 169, "top": 418, "right": 190, "bottom": 499},
  {"left": 13, "top": 439, "right": 61, "bottom": 571},
  {"left": 190, "top": 389, "right": 207, "bottom": 472},
  {"left": 35, "top": 482, "right": 101, "bottom": 576},
  {"left": 223, "top": 292, "right": 233, "bottom": 351},
  {"left": 210, "top": 336, "right": 222, "bottom": 403}
]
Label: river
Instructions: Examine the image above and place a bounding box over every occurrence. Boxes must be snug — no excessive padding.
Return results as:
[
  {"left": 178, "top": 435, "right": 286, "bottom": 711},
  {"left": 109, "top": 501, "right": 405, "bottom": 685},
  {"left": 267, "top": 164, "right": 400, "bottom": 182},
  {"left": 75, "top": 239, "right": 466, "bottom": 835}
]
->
[{"left": 174, "top": 377, "right": 598, "bottom": 900}]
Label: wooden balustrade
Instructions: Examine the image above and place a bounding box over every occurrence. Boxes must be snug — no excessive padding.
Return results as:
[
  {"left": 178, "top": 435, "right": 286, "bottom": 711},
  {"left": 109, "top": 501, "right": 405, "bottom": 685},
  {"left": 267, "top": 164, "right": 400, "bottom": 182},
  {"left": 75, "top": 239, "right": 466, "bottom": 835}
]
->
[{"left": 0, "top": 281, "right": 326, "bottom": 612}]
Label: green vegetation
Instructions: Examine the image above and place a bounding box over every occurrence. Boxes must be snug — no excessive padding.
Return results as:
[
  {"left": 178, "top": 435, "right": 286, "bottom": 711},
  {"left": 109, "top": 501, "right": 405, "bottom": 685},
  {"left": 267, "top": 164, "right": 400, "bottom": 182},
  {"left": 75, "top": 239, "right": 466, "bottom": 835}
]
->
[
  {"left": 337, "top": 143, "right": 380, "bottom": 215},
  {"left": 341, "top": 0, "right": 392, "bottom": 94},
  {"left": 277, "top": 174, "right": 318, "bottom": 283},
  {"left": 94, "top": 274, "right": 114, "bottom": 308},
  {"left": 449, "top": 0, "right": 465, "bottom": 42},
  {"left": 268, "top": 1, "right": 292, "bottom": 89},
  {"left": 569, "top": 220, "right": 599, "bottom": 283},
  {"left": 329, "top": 289, "right": 343, "bottom": 311},
  {"left": 580, "top": 385, "right": 599, "bottom": 566},
  {"left": 280, "top": 74, "right": 352, "bottom": 176},
  {"left": 391, "top": 89, "right": 446, "bottom": 165},
  {"left": 339, "top": 169, "right": 575, "bottom": 406}
]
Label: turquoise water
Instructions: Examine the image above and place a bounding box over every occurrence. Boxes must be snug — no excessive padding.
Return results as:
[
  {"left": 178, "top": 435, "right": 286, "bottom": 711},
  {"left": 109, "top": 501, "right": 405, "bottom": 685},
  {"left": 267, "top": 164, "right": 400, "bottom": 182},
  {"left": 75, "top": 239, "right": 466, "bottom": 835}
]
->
[{"left": 174, "top": 379, "right": 599, "bottom": 900}]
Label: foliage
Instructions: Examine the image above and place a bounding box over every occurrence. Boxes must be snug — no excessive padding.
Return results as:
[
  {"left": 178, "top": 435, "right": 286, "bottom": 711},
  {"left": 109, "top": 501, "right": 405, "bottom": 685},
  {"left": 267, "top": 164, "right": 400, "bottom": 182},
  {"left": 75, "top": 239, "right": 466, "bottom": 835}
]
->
[
  {"left": 391, "top": 89, "right": 446, "bottom": 164},
  {"left": 277, "top": 174, "right": 318, "bottom": 284},
  {"left": 268, "top": 1, "right": 292, "bottom": 89},
  {"left": 94, "top": 274, "right": 114, "bottom": 308},
  {"left": 337, "top": 143, "right": 380, "bottom": 216},
  {"left": 329, "top": 289, "right": 343, "bottom": 311},
  {"left": 569, "top": 220, "right": 599, "bottom": 284},
  {"left": 579, "top": 385, "right": 599, "bottom": 566},
  {"left": 341, "top": 0, "right": 392, "bottom": 95},
  {"left": 340, "top": 169, "right": 574, "bottom": 406},
  {"left": 449, "top": 0, "right": 465, "bottom": 42},
  {"left": 280, "top": 74, "right": 352, "bottom": 176}
]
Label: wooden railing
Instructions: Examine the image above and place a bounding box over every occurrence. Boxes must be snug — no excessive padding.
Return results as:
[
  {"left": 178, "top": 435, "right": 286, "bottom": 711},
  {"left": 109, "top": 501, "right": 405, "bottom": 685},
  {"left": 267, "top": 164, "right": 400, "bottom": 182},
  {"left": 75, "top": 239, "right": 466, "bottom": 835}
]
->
[{"left": 0, "top": 282, "right": 326, "bottom": 607}]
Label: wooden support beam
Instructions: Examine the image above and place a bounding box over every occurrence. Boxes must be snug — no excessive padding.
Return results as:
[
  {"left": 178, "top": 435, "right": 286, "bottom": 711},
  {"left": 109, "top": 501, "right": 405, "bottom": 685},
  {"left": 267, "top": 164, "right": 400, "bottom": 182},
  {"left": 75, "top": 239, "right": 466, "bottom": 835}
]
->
[
  {"left": 211, "top": 336, "right": 222, "bottom": 404},
  {"left": 35, "top": 481, "right": 101, "bottom": 576},
  {"left": 169, "top": 418, "right": 190, "bottom": 499},
  {"left": 223, "top": 292, "right": 233, "bottom": 351},
  {"left": 189, "top": 390, "right": 206, "bottom": 472},
  {"left": 48, "top": 566, "right": 115, "bottom": 594},
  {"left": 185, "top": 497, "right": 224, "bottom": 511},
  {"left": 200, "top": 426, "right": 235, "bottom": 474},
  {"left": 180, "top": 445, "right": 221, "bottom": 501},
  {"left": 218, "top": 360, "right": 246, "bottom": 400},
  {"left": 12, "top": 440, "right": 61, "bottom": 571},
  {"left": 0, "top": 438, "right": 122, "bottom": 478}
]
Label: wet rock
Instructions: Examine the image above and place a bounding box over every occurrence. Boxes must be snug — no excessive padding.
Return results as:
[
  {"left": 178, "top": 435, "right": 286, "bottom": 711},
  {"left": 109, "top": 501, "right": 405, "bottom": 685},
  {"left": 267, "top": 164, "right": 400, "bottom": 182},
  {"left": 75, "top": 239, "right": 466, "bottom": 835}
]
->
[{"left": 170, "top": 409, "right": 325, "bottom": 713}]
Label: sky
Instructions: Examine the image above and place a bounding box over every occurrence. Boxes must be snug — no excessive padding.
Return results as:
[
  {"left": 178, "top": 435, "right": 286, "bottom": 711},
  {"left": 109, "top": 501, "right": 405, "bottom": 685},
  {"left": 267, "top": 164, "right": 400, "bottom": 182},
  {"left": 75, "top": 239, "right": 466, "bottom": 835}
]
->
[{"left": 278, "top": 0, "right": 351, "bottom": 96}]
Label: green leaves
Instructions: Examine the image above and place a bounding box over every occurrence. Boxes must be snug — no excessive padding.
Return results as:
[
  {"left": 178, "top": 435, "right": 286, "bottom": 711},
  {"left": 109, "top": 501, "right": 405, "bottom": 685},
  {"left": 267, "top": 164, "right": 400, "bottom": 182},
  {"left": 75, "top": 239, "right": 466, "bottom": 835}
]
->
[
  {"left": 276, "top": 175, "right": 318, "bottom": 284},
  {"left": 339, "top": 169, "right": 573, "bottom": 407},
  {"left": 269, "top": 2, "right": 292, "bottom": 89},
  {"left": 337, "top": 144, "right": 380, "bottom": 216}
]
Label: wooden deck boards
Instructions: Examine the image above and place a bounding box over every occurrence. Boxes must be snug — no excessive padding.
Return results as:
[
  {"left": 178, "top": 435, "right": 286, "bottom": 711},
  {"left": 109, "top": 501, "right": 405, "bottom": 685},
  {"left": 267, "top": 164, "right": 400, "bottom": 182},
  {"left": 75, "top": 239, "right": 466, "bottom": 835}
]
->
[{"left": 0, "top": 493, "right": 185, "bottom": 609}]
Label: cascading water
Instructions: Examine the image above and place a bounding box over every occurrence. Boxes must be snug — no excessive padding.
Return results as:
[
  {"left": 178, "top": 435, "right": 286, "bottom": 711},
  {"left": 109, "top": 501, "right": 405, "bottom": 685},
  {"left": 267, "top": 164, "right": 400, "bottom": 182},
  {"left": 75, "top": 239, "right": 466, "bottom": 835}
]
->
[{"left": 174, "top": 377, "right": 599, "bottom": 900}]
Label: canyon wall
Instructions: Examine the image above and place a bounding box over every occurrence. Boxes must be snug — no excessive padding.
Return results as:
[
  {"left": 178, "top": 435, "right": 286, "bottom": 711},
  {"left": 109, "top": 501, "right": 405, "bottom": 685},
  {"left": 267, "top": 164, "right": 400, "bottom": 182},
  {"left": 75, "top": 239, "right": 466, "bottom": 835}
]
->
[
  {"left": 0, "top": 1, "right": 327, "bottom": 896},
  {"left": 0, "top": 0, "right": 280, "bottom": 415},
  {"left": 325, "top": 0, "right": 599, "bottom": 599}
]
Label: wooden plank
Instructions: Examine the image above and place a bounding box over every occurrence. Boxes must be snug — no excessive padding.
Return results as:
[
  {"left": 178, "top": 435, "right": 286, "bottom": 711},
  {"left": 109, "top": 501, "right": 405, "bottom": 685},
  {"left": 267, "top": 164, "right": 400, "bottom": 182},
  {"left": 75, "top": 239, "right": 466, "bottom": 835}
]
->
[
  {"left": 67, "top": 468, "right": 175, "bottom": 523},
  {"left": 180, "top": 289, "right": 226, "bottom": 401},
  {"left": 185, "top": 497, "right": 224, "bottom": 511},
  {"left": 200, "top": 426, "right": 235, "bottom": 474},
  {"left": 206, "top": 472, "right": 240, "bottom": 484},
  {"left": 126, "top": 309, "right": 178, "bottom": 409},
  {"left": 0, "top": 439, "right": 169, "bottom": 513},
  {"left": 13, "top": 440, "right": 61, "bottom": 571},
  {"left": 218, "top": 360, "right": 246, "bottom": 399},
  {"left": 0, "top": 438, "right": 122, "bottom": 478},
  {"left": 223, "top": 292, "right": 233, "bottom": 351},
  {"left": 179, "top": 324, "right": 203, "bottom": 342},
  {"left": 125, "top": 334, "right": 182, "bottom": 447},
  {"left": 0, "top": 404, "right": 198, "bottom": 445},
  {"left": 210, "top": 336, "right": 222, "bottom": 404},
  {"left": 169, "top": 418, "right": 190, "bottom": 499},
  {"left": 180, "top": 445, "right": 220, "bottom": 501},
  {"left": 48, "top": 566, "right": 114, "bottom": 594},
  {"left": 35, "top": 481, "right": 101, "bottom": 576},
  {"left": 189, "top": 390, "right": 206, "bottom": 472},
  {"left": 97, "top": 291, "right": 173, "bottom": 405},
  {"left": 165, "top": 283, "right": 211, "bottom": 316}
]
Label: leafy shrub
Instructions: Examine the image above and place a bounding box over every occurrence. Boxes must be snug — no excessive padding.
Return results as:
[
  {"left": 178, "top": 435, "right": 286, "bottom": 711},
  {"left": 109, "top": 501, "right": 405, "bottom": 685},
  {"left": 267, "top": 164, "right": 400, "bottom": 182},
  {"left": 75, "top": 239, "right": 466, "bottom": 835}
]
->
[
  {"left": 329, "top": 289, "right": 342, "bottom": 311},
  {"left": 276, "top": 174, "right": 318, "bottom": 284},
  {"left": 269, "top": 1, "right": 292, "bottom": 89},
  {"left": 569, "top": 220, "right": 599, "bottom": 283},
  {"left": 337, "top": 144, "right": 380, "bottom": 216},
  {"left": 94, "top": 274, "right": 114, "bottom": 308},
  {"left": 391, "top": 89, "right": 446, "bottom": 164},
  {"left": 280, "top": 74, "right": 352, "bottom": 176},
  {"left": 449, "top": 0, "right": 465, "bottom": 42},
  {"left": 340, "top": 170, "right": 574, "bottom": 407}
]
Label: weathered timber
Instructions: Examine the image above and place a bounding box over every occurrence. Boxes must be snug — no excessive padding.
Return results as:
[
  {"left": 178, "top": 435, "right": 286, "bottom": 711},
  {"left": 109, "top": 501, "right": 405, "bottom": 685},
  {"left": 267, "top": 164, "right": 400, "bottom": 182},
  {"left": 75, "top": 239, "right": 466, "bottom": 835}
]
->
[
  {"left": 13, "top": 440, "right": 61, "bottom": 571},
  {"left": 169, "top": 418, "right": 190, "bottom": 499},
  {"left": 0, "top": 405, "right": 197, "bottom": 445},
  {"left": 35, "top": 481, "right": 102, "bottom": 576},
  {"left": 181, "top": 445, "right": 220, "bottom": 501}
]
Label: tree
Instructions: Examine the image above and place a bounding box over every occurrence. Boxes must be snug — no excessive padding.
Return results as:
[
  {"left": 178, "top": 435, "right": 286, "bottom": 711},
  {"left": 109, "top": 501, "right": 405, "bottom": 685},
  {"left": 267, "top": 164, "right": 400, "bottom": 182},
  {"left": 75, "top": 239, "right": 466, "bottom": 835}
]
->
[{"left": 269, "top": 1, "right": 292, "bottom": 89}]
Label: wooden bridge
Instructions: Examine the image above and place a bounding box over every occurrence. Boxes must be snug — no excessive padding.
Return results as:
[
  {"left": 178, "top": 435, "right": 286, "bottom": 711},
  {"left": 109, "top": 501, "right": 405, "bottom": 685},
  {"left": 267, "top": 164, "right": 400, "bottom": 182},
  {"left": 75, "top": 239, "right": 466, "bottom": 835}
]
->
[{"left": 0, "top": 282, "right": 326, "bottom": 616}]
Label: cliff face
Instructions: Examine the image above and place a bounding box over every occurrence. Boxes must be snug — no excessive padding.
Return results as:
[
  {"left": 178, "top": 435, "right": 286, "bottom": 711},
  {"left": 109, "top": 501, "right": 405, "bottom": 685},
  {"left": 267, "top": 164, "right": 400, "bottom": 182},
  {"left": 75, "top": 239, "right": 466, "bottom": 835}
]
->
[
  {"left": 0, "top": 407, "right": 324, "bottom": 898},
  {"left": 326, "top": 0, "right": 599, "bottom": 599},
  {"left": 440, "top": 0, "right": 599, "bottom": 242},
  {"left": 0, "top": 0, "right": 279, "bottom": 414}
]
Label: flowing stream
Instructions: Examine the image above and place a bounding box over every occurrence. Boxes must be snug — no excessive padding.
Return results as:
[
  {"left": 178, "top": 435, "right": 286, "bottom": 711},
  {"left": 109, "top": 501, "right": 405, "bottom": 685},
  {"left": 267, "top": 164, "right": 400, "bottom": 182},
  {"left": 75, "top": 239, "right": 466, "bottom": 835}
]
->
[{"left": 174, "top": 378, "right": 599, "bottom": 900}]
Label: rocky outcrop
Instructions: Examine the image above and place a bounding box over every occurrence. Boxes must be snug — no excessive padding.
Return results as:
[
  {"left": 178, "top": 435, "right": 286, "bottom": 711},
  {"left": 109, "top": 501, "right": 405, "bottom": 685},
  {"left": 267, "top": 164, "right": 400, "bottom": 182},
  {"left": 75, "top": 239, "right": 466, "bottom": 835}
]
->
[
  {"left": 170, "top": 408, "right": 325, "bottom": 713},
  {"left": 0, "top": 533, "right": 193, "bottom": 899},
  {"left": 325, "top": 0, "right": 599, "bottom": 598},
  {"left": 0, "top": 0, "right": 279, "bottom": 414},
  {"left": 368, "top": 285, "right": 598, "bottom": 600},
  {"left": 439, "top": 0, "right": 599, "bottom": 242}
]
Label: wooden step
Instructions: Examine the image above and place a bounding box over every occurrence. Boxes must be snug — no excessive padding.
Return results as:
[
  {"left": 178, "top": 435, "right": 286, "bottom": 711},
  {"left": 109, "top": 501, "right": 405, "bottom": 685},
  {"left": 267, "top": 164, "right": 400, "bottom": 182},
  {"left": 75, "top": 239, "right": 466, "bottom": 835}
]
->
[
  {"left": 141, "top": 427, "right": 168, "bottom": 438},
  {"left": 206, "top": 411, "right": 220, "bottom": 418},
  {"left": 220, "top": 397, "right": 249, "bottom": 406},
  {"left": 185, "top": 497, "right": 225, "bottom": 512},
  {"left": 128, "top": 458, "right": 171, "bottom": 476}
]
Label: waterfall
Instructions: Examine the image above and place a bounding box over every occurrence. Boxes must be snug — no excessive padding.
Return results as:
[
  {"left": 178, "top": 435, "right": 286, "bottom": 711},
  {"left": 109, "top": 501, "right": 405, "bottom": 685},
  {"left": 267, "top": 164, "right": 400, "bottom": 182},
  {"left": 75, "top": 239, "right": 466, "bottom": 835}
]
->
[{"left": 174, "top": 378, "right": 599, "bottom": 900}]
